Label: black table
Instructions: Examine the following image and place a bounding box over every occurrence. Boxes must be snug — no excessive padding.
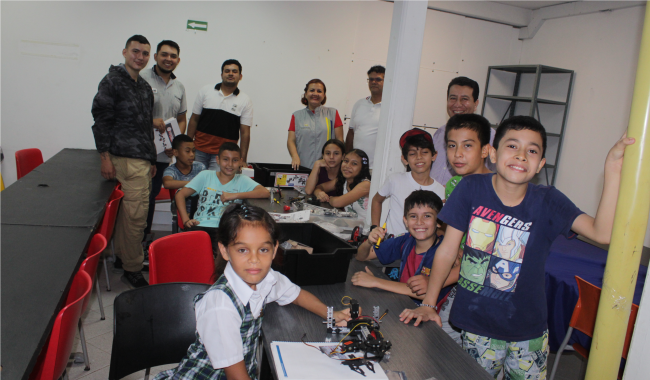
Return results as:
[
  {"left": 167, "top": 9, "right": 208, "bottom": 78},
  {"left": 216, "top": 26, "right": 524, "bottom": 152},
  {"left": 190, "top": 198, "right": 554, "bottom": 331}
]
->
[
  {"left": 1, "top": 149, "right": 115, "bottom": 380},
  {"left": 246, "top": 189, "right": 333, "bottom": 214},
  {"left": 262, "top": 260, "right": 492, "bottom": 380}
]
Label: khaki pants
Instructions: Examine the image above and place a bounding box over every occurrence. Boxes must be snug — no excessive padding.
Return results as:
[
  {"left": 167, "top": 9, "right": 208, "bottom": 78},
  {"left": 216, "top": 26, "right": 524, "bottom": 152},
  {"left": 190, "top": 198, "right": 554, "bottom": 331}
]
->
[{"left": 111, "top": 155, "right": 151, "bottom": 272}]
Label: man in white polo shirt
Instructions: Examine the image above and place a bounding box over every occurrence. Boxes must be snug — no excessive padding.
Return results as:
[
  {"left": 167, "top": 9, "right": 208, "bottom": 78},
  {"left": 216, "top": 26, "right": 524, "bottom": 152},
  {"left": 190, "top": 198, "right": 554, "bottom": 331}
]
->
[
  {"left": 345, "top": 65, "right": 384, "bottom": 170},
  {"left": 187, "top": 59, "right": 253, "bottom": 170}
]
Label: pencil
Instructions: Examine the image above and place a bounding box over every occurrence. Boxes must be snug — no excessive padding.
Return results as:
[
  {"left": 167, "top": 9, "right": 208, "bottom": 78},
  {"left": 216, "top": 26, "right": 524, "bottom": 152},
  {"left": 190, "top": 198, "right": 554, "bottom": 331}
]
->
[{"left": 374, "top": 222, "right": 387, "bottom": 249}]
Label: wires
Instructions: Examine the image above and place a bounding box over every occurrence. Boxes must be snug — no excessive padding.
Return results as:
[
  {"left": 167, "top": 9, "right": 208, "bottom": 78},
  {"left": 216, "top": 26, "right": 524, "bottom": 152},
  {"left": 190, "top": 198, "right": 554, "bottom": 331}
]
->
[
  {"left": 301, "top": 333, "right": 322, "bottom": 352},
  {"left": 341, "top": 295, "right": 352, "bottom": 305},
  {"left": 328, "top": 322, "right": 372, "bottom": 357},
  {"left": 379, "top": 309, "right": 389, "bottom": 321}
]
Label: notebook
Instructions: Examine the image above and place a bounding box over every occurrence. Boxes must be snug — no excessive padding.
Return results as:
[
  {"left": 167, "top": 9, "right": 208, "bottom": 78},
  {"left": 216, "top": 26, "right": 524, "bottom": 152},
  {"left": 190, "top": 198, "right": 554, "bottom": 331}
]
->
[{"left": 270, "top": 341, "right": 389, "bottom": 380}]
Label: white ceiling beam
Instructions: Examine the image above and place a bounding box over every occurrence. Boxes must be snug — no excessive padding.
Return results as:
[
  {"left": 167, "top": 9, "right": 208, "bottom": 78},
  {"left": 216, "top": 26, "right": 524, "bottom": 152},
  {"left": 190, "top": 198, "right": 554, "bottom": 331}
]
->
[
  {"left": 519, "top": 1, "right": 646, "bottom": 39},
  {"left": 422, "top": 0, "right": 532, "bottom": 28},
  {"left": 426, "top": 1, "right": 532, "bottom": 27}
]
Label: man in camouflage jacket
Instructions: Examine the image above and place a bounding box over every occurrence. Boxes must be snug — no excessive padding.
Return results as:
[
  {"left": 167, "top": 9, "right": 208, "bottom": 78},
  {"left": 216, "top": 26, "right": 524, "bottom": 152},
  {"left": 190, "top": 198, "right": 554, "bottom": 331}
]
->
[{"left": 91, "top": 35, "right": 155, "bottom": 288}]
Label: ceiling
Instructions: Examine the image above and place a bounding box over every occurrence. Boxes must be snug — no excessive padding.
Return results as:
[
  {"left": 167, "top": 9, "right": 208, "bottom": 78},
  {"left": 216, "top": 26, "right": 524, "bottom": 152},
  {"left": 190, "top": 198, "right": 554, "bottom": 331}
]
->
[{"left": 493, "top": 1, "right": 576, "bottom": 10}]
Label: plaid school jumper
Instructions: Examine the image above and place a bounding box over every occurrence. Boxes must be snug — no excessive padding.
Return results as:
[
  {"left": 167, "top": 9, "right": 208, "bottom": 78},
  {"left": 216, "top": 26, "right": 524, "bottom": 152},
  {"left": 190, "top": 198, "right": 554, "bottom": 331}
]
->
[{"left": 154, "top": 275, "right": 265, "bottom": 380}]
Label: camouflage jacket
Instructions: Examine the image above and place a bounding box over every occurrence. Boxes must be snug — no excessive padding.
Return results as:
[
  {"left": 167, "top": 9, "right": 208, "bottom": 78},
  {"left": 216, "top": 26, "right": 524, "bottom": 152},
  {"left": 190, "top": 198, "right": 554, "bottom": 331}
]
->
[{"left": 91, "top": 64, "right": 156, "bottom": 164}]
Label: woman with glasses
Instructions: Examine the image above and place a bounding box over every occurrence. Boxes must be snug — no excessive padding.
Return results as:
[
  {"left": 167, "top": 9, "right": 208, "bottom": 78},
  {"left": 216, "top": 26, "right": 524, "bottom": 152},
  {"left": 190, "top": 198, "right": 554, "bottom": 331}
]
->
[{"left": 287, "top": 79, "right": 344, "bottom": 169}]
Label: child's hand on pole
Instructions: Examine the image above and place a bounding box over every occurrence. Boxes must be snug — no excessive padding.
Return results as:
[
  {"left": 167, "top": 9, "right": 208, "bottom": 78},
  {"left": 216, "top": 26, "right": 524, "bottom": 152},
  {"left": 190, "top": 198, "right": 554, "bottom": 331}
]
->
[{"left": 605, "top": 132, "right": 635, "bottom": 175}]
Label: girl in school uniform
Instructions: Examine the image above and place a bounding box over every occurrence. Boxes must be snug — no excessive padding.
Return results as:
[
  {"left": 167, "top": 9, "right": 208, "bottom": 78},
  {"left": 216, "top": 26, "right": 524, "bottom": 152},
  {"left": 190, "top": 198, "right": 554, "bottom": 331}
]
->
[
  {"left": 313, "top": 149, "right": 371, "bottom": 221},
  {"left": 154, "top": 204, "right": 351, "bottom": 380}
]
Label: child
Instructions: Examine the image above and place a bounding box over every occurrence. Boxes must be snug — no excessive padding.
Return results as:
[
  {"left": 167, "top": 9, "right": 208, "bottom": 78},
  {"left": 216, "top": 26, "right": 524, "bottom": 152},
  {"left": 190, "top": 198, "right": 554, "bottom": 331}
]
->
[
  {"left": 313, "top": 149, "right": 371, "bottom": 220},
  {"left": 305, "top": 139, "right": 345, "bottom": 197},
  {"left": 175, "top": 142, "right": 270, "bottom": 256},
  {"left": 163, "top": 135, "right": 206, "bottom": 217},
  {"left": 371, "top": 129, "right": 445, "bottom": 236},
  {"left": 353, "top": 190, "right": 461, "bottom": 344},
  {"left": 443, "top": 113, "right": 493, "bottom": 199},
  {"left": 400, "top": 116, "right": 633, "bottom": 379},
  {"left": 154, "top": 204, "right": 351, "bottom": 380}
]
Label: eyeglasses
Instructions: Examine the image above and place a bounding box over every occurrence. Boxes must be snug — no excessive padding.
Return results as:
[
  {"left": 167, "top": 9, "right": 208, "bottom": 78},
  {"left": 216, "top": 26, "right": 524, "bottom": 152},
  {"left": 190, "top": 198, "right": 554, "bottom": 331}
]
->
[{"left": 367, "top": 78, "right": 384, "bottom": 83}]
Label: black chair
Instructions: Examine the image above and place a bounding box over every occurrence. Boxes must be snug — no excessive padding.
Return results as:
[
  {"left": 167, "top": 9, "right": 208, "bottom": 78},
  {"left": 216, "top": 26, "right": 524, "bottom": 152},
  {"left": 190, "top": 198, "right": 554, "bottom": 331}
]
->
[{"left": 108, "top": 283, "right": 211, "bottom": 380}]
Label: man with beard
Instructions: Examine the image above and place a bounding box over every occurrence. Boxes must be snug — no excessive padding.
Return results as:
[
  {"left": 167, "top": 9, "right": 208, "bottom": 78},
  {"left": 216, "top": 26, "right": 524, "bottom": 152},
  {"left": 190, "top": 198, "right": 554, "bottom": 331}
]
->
[
  {"left": 140, "top": 40, "right": 187, "bottom": 252},
  {"left": 188, "top": 59, "right": 253, "bottom": 171}
]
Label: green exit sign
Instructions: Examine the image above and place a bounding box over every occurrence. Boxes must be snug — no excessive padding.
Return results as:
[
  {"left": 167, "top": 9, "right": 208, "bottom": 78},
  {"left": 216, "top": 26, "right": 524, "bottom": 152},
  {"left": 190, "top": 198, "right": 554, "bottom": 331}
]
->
[{"left": 187, "top": 20, "right": 208, "bottom": 31}]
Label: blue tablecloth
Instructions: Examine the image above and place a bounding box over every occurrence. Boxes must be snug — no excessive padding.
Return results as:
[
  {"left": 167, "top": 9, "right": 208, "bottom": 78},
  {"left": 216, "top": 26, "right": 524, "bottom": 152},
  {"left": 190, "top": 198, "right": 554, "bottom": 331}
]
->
[{"left": 545, "top": 236, "right": 647, "bottom": 351}]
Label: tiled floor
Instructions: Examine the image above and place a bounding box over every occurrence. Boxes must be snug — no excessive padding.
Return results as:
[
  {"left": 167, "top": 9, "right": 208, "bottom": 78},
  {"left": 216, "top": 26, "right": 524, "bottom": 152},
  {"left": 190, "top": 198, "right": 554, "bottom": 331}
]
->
[{"left": 66, "top": 228, "right": 589, "bottom": 380}]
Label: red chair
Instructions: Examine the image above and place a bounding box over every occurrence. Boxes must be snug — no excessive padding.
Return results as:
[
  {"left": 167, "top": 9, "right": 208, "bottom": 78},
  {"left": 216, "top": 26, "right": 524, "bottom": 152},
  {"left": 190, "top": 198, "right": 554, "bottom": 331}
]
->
[
  {"left": 549, "top": 276, "right": 640, "bottom": 380},
  {"left": 15, "top": 148, "right": 44, "bottom": 179},
  {"left": 29, "top": 271, "right": 93, "bottom": 380},
  {"left": 75, "top": 234, "right": 108, "bottom": 370},
  {"left": 155, "top": 187, "right": 171, "bottom": 201},
  {"left": 148, "top": 231, "right": 215, "bottom": 285},
  {"left": 96, "top": 188, "right": 124, "bottom": 291}
]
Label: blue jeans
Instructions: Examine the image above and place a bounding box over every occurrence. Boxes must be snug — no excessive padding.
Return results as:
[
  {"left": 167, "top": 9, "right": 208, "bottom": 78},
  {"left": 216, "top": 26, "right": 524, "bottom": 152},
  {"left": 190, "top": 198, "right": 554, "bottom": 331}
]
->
[{"left": 194, "top": 149, "right": 220, "bottom": 172}]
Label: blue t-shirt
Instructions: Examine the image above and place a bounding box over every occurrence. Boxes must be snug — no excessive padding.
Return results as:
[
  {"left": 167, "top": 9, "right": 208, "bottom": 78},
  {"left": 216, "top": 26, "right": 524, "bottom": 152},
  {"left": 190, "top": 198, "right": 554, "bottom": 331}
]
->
[
  {"left": 374, "top": 232, "right": 450, "bottom": 303},
  {"left": 163, "top": 162, "right": 205, "bottom": 213},
  {"left": 439, "top": 173, "right": 583, "bottom": 341},
  {"left": 186, "top": 172, "right": 260, "bottom": 228}
]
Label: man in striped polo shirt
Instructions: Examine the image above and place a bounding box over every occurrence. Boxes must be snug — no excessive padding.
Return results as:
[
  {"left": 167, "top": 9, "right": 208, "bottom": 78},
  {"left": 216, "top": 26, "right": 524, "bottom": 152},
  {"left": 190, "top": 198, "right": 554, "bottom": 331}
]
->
[{"left": 187, "top": 59, "right": 253, "bottom": 171}]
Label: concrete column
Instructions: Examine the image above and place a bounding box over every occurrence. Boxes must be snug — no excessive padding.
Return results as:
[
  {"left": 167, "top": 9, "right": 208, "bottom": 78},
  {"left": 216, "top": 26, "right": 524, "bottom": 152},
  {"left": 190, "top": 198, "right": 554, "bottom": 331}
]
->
[
  {"left": 586, "top": 4, "right": 650, "bottom": 379},
  {"left": 368, "top": 0, "right": 428, "bottom": 226}
]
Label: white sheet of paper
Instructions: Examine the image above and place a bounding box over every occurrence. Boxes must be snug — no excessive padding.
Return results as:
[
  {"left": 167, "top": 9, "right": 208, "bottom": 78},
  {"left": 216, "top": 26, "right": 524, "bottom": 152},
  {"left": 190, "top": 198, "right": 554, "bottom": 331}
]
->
[
  {"left": 270, "top": 341, "right": 388, "bottom": 380},
  {"left": 154, "top": 117, "right": 182, "bottom": 154}
]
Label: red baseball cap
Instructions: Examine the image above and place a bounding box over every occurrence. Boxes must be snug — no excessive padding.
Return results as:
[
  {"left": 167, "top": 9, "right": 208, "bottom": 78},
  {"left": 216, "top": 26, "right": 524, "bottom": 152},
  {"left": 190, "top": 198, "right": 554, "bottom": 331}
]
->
[{"left": 399, "top": 128, "right": 433, "bottom": 148}]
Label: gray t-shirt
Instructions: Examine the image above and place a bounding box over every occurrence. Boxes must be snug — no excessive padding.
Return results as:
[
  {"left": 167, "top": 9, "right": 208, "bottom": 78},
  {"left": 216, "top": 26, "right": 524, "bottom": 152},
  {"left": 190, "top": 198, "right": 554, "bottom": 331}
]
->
[
  {"left": 163, "top": 162, "right": 205, "bottom": 212},
  {"left": 140, "top": 65, "right": 187, "bottom": 162}
]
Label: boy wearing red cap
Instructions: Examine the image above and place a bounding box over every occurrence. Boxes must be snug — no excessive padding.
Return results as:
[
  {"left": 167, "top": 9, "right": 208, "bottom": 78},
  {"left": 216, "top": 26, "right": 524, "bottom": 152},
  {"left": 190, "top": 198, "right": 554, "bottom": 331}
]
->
[{"left": 370, "top": 128, "right": 445, "bottom": 236}]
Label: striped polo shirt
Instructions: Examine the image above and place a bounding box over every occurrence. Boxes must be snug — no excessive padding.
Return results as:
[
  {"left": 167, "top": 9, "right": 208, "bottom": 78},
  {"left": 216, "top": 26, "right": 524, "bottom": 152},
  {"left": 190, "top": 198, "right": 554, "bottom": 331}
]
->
[{"left": 192, "top": 83, "right": 253, "bottom": 154}]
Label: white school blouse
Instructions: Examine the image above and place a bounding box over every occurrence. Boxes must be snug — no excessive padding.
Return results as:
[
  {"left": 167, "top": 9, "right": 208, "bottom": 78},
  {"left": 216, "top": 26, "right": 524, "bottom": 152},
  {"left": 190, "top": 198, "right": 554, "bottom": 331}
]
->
[{"left": 195, "top": 263, "right": 301, "bottom": 369}]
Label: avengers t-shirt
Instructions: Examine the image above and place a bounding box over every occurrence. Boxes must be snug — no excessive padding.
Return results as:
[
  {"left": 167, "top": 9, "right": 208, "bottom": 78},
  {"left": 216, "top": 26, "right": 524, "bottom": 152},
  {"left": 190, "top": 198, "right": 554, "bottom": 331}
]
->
[
  {"left": 186, "top": 172, "right": 260, "bottom": 228},
  {"left": 439, "top": 173, "right": 583, "bottom": 341}
]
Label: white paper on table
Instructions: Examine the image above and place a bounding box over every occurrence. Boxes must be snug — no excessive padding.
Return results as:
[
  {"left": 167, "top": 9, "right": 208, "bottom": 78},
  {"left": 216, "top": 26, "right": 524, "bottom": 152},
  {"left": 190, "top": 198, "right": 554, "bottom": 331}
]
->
[
  {"left": 269, "top": 210, "right": 311, "bottom": 222},
  {"left": 154, "top": 117, "right": 182, "bottom": 154},
  {"left": 270, "top": 341, "right": 388, "bottom": 380}
]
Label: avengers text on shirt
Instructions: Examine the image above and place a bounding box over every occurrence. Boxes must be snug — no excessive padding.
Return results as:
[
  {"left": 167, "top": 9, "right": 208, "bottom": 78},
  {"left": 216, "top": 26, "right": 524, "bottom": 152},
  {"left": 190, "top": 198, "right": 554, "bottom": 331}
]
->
[{"left": 458, "top": 206, "right": 531, "bottom": 301}]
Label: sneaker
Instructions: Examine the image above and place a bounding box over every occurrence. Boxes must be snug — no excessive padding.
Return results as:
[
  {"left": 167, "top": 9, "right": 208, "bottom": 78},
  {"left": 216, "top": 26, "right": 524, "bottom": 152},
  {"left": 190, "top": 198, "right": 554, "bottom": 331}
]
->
[
  {"left": 112, "top": 256, "right": 124, "bottom": 274},
  {"left": 121, "top": 270, "right": 149, "bottom": 288},
  {"left": 142, "top": 248, "right": 150, "bottom": 266}
]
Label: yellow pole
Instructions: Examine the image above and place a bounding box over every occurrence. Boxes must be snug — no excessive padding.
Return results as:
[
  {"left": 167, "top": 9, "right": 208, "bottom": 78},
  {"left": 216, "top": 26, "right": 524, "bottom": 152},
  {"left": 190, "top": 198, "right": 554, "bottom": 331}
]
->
[{"left": 585, "top": 4, "right": 650, "bottom": 379}]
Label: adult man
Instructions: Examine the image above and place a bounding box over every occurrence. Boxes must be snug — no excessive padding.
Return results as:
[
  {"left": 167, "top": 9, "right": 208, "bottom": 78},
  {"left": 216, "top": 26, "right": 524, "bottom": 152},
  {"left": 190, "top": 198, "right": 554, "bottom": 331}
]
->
[
  {"left": 429, "top": 76, "right": 496, "bottom": 186},
  {"left": 140, "top": 40, "right": 187, "bottom": 246},
  {"left": 187, "top": 59, "right": 253, "bottom": 170},
  {"left": 345, "top": 65, "right": 384, "bottom": 170},
  {"left": 91, "top": 35, "right": 155, "bottom": 288}
]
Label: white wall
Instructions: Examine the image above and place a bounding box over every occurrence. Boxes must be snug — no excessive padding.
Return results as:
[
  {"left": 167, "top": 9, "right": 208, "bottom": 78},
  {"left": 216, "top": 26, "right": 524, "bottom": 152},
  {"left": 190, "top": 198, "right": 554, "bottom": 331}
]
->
[
  {"left": 0, "top": 0, "right": 517, "bottom": 182},
  {"left": 1, "top": 1, "right": 647, "bottom": 246},
  {"left": 517, "top": 5, "right": 650, "bottom": 247}
]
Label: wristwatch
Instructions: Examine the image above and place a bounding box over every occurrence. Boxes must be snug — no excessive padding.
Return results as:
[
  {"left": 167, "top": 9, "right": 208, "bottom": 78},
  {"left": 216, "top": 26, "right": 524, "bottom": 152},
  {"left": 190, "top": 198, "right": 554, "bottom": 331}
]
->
[{"left": 370, "top": 225, "right": 378, "bottom": 231}]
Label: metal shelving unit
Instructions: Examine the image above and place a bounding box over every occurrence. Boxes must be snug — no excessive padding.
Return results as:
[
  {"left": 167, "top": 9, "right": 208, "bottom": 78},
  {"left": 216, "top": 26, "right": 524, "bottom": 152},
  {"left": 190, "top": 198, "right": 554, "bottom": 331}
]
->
[{"left": 481, "top": 65, "right": 574, "bottom": 186}]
